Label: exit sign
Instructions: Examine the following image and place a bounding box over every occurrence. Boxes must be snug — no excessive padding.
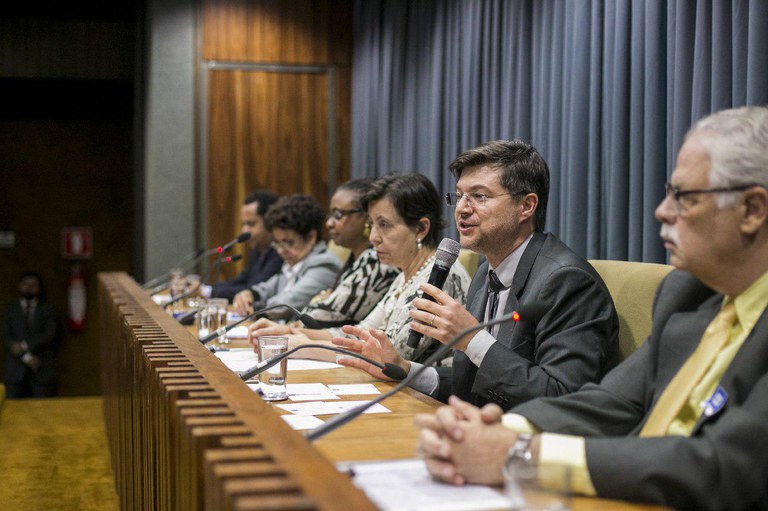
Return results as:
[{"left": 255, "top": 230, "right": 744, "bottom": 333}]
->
[{"left": 62, "top": 227, "right": 93, "bottom": 259}]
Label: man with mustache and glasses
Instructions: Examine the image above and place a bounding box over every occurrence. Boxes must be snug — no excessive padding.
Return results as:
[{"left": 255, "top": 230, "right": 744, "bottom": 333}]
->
[{"left": 416, "top": 106, "right": 768, "bottom": 510}]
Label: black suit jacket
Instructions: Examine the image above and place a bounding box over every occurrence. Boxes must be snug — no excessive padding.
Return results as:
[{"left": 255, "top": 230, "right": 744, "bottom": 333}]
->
[
  {"left": 437, "top": 231, "right": 619, "bottom": 409},
  {"left": 513, "top": 270, "right": 768, "bottom": 510},
  {"left": 211, "top": 246, "right": 282, "bottom": 301},
  {"left": 3, "top": 300, "right": 60, "bottom": 384}
]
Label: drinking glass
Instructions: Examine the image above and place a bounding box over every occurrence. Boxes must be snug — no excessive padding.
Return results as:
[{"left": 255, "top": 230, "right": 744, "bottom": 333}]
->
[{"left": 256, "top": 336, "right": 289, "bottom": 401}]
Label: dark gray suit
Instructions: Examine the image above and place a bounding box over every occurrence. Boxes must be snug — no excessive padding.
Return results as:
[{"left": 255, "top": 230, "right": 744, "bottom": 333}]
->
[
  {"left": 437, "top": 231, "right": 619, "bottom": 409},
  {"left": 3, "top": 300, "right": 60, "bottom": 397},
  {"left": 513, "top": 270, "right": 768, "bottom": 510}
]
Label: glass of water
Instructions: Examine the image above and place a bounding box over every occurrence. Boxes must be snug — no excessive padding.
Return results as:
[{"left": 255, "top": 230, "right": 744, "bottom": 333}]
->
[
  {"left": 256, "top": 336, "right": 289, "bottom": 401},
  {"left": 197, "top": 299, "right": 215, "bottom": 340},
  {"left": 208, "top": 298, "right": 229, "bottom": 343}
]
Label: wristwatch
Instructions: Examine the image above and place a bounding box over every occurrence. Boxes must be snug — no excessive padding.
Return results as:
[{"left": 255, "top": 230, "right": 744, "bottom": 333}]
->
[{"left": 507, "top": 433, "right": 534, "bottom": 464}]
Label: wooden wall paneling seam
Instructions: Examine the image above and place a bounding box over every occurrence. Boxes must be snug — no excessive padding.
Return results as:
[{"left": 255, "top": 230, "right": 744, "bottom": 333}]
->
[{"left": 203, "top": 56, "right": 350, "bottom": 280}]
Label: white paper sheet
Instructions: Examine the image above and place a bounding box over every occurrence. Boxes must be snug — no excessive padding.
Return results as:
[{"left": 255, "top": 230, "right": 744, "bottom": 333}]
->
[
  {"left": 152, "top": 294, "right": 172, "bottom": 305},
  {"left": 213, "top": 348, "right": 259, "bottom": 372},
  {"left": 281, "top": 414, "right": 325, "bottom": 430},
  {"left": 275, "top": 400, "right": 390, "bottom": 416},
  {"left": 286, "top": 383, "right": 339, "bottom": 401},
  {"left": 327, "top": 383, "right": 381, "bottom": 395},
  {"left": 225, "top": 325, "right": 249, "bottom": 339},
  {"left": 346, "top": 458, "right": 510, "bottom": 511},
  {"left": 287, "top": 359, "right": 343, "bottom": 371}
]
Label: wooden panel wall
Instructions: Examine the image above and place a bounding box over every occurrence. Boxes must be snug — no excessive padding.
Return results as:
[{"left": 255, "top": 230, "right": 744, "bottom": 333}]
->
[
  {"left": 201, "top": 0, "right": 352, "bottom": 278},
  {"left": 0, "top": 4, "right": 135, "bottom": 396},
  {"left": 202, "top": 0, "right": 352, "bottom": 64},
  {"left": 0, "top": 105, "right": 134, "bottom": 396}
]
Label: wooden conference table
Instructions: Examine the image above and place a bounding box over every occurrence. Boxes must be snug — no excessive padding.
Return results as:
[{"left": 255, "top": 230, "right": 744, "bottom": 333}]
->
[{"left": 98, "top": 272, "right": 667, "bottom": 511}]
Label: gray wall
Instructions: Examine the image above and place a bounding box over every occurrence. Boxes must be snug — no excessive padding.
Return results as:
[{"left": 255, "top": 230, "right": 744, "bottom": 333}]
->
[{"left": 138, "top": 0, "right": 197, "bottom": 280}]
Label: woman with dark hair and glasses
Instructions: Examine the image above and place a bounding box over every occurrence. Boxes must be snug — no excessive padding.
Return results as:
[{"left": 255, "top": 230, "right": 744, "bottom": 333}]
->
[
  {"left": 233, "top": 195, "right": 341, "bottom": 319},
  {"left": 249, "top": 173, "right": 471, "bottom": 365},
  {"left": 300, "top": 178, "right": 400, "bottom": 327}
]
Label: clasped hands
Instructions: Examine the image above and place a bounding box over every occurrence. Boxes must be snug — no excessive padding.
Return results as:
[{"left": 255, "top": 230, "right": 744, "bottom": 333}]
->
[{"left": 415, "top": 396, "right": 536, "bottom": 486}]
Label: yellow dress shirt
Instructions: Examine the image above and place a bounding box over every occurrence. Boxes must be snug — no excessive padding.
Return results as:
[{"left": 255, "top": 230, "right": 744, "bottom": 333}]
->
[{"left": 502, "top": 269, "right": 768, "bottom": 496}]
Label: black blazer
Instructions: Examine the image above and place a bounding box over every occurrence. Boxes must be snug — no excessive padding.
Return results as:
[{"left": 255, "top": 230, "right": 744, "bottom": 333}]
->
[
  {"left": 211, "top": 246, "right": 283, "bottom": 301},
  {"left": 437, "top": 231, "right": 619, "bottom": 409},
  {"left": 3, "top": 300, "right": 60, "bottom": 384},
  {"left": 514, "top": 270, "right": 768, "bottom": 510}
]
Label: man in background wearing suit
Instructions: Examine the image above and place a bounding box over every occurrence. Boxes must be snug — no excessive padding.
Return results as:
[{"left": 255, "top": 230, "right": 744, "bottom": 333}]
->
[
  {"left": 200, "top": 190, "right": 283, "bottom": 302},
  {"left": 3, "top": 272, "right": 60, "bottom": 398},
  {"left": 336, "top": 140, "right": 619, "bottom": 410},
  {"left": 416, "top": 106, "right": 768, "bottom": 510}
]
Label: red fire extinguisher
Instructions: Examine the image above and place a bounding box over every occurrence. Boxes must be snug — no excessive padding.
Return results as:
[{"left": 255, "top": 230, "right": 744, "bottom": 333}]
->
[{"left": 68, "top": 263, "right": 86, "bottom": 332}]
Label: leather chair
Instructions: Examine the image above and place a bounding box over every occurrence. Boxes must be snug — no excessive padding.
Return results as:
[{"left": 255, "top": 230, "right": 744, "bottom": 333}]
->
[{"left": 589, "top": 259, "right": 673, "bottom": 360}]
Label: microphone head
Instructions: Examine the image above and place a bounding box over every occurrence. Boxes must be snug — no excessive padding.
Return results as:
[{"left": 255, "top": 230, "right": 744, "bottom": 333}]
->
[
  {"left": 435, "top": 238, "right": 461, "bottom": 267},
  {"left": 512, "top": 302, "right": 548, "bottom": 323},
  {"left": 382, "top": 363, "right": 408, "bottom": 381},
  {"left": 225, "top": 254, "right": 243, "bottom": 263},
  {"left": 237, "top": 232, "right": 252, "bottom": 243},
  {"left": 298, "top": 313, "right": 321, "bottom": 329}
]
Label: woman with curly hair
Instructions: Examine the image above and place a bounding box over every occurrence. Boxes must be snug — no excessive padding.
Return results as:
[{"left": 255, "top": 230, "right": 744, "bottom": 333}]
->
[{"left": 233, "top": 194, "right": 341, "bottom": 320}]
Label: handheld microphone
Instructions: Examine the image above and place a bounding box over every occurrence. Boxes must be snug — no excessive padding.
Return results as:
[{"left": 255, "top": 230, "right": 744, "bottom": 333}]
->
[
  {"left": 199, "top": 303, "right": 321, "bottom": 345},
  {"left": 163, "top": 254, "right": 243, "bottom": 310},
  {"left": 305, "top": 302, "right": 547, "bottom": 442},
  {"left": 238, "top": 344, "right": 408, "bottom": 382},
  {"left": 406, "top": 238, "right": 461, "bottom": 348}
]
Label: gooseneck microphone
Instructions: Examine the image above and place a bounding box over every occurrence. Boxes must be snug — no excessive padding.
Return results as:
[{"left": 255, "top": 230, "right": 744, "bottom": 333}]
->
[
  {"left": 219, "top": 232, "right": 251, "bottom": 253},
  {"left": 212, "top": 232, "right": 252, "bottom": 287},
  {"left": 142, "top": 249, "right": 205, "bottom": 289},
  {"left": 199, "top": 303, "right": 321, "bottom": 345},
  {"left": 305, "top": 302, "right": 547, "bottom": 442},
  {"left": 406, "top": 238, "right": 461, "bottom": 349},
  {"left": 238, "top": 344, "right": 408, "bottom": 382},
  {"left": 163, "top": 254, "right": 243, "bottom": 310},
  {"left": 146, "top": 232, "right": 252, "bottom": 293}
]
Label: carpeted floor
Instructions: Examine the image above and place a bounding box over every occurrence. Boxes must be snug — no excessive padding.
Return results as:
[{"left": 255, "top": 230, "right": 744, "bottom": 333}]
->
[{"left": 0, "top": 396, "right": 119, "bottom": 511}]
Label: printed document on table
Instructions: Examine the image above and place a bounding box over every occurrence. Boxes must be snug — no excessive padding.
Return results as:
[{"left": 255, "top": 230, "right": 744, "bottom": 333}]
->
[
  {"left": 288, "top": 359, "right": 343, "bottom": 371},
  {"left": 286, "top": 383, "right": 339, "bottom": 401},
  {"left": 281, "top": 414, "right": 324, "bottom": 430},
  {"left": 214, "top": 348, "right": 258, "bottom": 372},
  {"left": 345, "top": 458, "right": 510, "bottom": 511},
  {"left": 275, "top": 400, "right": 390, "bottom": 416},
  {"left": 327, "top": 383, "right": 381, "bottom": 395}
]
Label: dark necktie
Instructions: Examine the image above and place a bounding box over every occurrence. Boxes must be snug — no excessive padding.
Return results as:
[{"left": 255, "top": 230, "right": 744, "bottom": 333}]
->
[
  {"left": 25, "top": 302, "right": 34, "bottom": 332},
  {"left": 486, "top": 270, "right": 504, "bottom": 329}
]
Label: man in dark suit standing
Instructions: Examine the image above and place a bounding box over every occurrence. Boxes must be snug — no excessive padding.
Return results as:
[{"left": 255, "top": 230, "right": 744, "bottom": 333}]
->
[
  {"left": 3, "top": 272, "right": 60, "bottom": 398},
  {"left": 200, "top": 190, "right": 283, "bottom": 302},
  {"left": 416, "top": 106, "right": 768, "bottom": 510},
  {"left": 335, "top": 140, "right": 619, "bottom": 410}
]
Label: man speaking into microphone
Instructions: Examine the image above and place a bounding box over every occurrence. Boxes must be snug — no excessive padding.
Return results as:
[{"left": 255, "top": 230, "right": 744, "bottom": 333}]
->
[{"left": 334, "top": 140, "right": 619, "bottom": 411}]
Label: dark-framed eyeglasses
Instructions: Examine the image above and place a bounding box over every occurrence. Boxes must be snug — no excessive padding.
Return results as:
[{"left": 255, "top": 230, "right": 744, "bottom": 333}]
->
[
  {"left": 328, "top": 208, "right": 363, "bottom": 221},
  {"left": 664, "top": 182, "right": 757, "bottom": 213},
  {"left": 270, "top": 239, "right": 300, "bottom": 251},
  {"left": 444, "top": 191, "right": 522, "bottom": 207}
]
